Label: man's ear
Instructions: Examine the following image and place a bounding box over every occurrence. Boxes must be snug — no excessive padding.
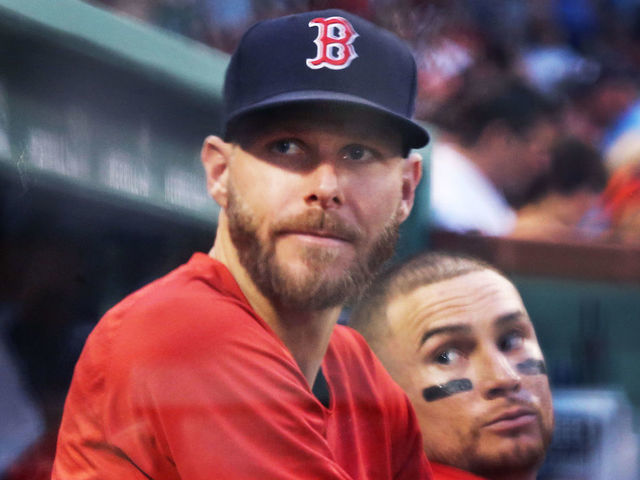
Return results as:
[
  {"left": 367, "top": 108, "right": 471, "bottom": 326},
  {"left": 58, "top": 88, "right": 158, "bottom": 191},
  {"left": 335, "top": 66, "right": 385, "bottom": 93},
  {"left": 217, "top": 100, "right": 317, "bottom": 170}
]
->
[
  {"left": 201, "top": 135, "right": 232, "bottom": 209},
  {"left": 398, "top": 152, "right": 423, "bottom": 223}
]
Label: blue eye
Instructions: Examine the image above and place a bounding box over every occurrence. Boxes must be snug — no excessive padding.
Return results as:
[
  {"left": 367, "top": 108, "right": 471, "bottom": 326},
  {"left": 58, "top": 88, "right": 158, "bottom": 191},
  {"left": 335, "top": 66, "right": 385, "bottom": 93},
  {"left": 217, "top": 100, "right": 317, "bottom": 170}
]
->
[
  {"left": 341, "top": 144, "right": 378, "bottom": 162},
  {"left": 270, "top": 140, "right": 302, "bottom": 155},
  {"left": 498, "top": 332, "right": 524, "bottom": 352}
]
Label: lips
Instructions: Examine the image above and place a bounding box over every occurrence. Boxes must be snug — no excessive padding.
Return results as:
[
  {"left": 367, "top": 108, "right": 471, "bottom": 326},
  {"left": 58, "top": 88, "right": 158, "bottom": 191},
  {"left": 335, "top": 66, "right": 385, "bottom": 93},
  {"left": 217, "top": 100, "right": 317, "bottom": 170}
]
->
[
  {"left": 483, "top": 407, "right": 538, "bottom": 432},
  {"left": 281, "top": 229, "right": 353, "bottom": 243},
  {"left": 273, "top": 210, "right": 361, "bottom": 244}
]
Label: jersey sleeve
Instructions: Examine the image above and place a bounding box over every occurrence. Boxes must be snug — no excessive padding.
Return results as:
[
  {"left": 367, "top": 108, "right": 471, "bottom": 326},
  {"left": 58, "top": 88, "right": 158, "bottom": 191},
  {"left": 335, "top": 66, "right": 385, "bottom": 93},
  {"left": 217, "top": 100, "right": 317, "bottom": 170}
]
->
[
  {"left": 54, "top": 293, "right": 359, "bottom": 480},
  {"left": 329, "top": 327, "right": 432, "bottom": 480},
  {"left": 361, "top": 336, "right": 432, "bottom": 480},
  {"left": 392, "top": 395, "right": 433, "bottom": 480}
]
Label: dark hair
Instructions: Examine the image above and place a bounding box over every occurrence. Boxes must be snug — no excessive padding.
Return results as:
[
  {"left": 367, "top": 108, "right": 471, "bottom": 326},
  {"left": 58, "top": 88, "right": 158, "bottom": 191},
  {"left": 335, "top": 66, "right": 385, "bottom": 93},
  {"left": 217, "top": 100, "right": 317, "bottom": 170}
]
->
[
  {"left": 433, "top": 78, "right": 555, "bottom": 146},
  {"left": 349, "top": 251, "right": 505, "bottom": 348},
  {"left": 558, "top": 58, "right": 640, "bottom": 112},
  {"left": 548, "top": 137, "right": 607, "bottom": 192},
  {"left": 525, "top": 136, "right": 607, "bottom": 202}
]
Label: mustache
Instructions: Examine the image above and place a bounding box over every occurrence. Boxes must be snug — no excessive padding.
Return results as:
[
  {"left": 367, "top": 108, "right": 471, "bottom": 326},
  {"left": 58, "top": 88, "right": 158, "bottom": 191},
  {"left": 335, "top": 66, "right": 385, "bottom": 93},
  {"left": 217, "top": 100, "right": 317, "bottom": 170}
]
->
[{"left": 272, "top": 209, "right": 362, "bottom": 243}]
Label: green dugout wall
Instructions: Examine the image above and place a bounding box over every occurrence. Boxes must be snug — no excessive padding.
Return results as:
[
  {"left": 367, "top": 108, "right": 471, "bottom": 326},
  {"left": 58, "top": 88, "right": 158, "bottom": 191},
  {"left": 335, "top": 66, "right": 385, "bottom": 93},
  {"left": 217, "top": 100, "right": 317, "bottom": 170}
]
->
[
  {"left": 0, "top": 0, "right": 228, "bottom": 226},
  {"left": 0, "top": 0, "right": 234, "bottom": 425}
]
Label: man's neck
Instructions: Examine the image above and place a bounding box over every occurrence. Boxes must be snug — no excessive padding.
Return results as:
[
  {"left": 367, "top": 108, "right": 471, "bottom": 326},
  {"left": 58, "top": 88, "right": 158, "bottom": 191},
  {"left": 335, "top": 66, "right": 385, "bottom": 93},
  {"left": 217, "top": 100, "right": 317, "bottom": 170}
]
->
[
  {"left": 210, "top": 216, "right": 341, "bottom": 388},
  {"left": 269, "top": 306, "right": 341, "bottom": 386}
]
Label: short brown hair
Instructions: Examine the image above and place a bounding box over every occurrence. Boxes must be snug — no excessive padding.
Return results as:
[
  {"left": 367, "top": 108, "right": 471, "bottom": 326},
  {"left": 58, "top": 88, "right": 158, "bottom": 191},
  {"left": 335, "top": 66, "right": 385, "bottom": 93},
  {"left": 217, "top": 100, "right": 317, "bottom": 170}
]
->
[{"left": 349, "top": 252, "right": 505, "bottom": 351}]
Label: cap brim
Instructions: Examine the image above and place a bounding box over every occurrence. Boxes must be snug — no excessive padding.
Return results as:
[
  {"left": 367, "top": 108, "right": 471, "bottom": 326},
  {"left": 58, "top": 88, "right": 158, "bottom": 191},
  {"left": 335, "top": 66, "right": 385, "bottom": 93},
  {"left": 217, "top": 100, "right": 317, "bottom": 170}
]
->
[{"left": 225, "top": 90, "right": 429, "bottom": 149}]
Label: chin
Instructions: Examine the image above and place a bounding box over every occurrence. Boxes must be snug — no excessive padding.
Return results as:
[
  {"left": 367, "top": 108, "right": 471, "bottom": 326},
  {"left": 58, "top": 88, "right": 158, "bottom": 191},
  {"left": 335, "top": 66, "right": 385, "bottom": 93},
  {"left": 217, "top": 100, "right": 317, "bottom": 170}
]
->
[
  {"left": 282, "top": 244, "right": 356, "bottom": 273},
  {"left": 472, "top": 441, "right": 546, "bottom": 478}
]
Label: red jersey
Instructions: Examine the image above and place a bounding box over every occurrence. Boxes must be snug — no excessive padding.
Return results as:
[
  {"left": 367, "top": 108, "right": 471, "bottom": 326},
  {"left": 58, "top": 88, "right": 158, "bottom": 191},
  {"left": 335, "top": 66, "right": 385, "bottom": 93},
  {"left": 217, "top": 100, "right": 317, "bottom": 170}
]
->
[
  {"left": 53, "top": 253, "right": 431, "bottom": 479},
  {"left": 431, "top": 463, "right": 487, "bottom": 480}
]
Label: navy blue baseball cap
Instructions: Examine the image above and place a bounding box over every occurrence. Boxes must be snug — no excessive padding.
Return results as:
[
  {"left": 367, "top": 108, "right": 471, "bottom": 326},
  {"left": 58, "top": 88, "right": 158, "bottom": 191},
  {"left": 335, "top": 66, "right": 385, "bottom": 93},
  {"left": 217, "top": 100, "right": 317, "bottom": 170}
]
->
[{"left": 223, "top": 9, "right": 429, "bottom": 149}]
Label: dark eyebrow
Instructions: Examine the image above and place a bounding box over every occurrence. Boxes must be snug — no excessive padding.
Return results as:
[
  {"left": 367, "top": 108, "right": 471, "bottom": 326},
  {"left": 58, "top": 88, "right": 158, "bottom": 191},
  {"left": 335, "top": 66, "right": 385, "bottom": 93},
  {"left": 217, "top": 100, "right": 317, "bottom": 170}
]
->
[
  {"left": 494, "top": 311, "right": 529, "bottom": 328},
  {"left": 418, "top": 312, "right": 529, "bottom": 350},
  {"left": 419, "top": 324, "right": 472, "bottom": 349}
]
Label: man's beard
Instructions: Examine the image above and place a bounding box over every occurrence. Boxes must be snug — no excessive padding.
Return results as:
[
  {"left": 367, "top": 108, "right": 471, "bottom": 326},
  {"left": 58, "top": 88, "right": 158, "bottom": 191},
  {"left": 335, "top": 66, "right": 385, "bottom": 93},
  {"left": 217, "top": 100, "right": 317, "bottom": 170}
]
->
[{"left": 226, "top": 185, "right": 400, "bottom": 311}]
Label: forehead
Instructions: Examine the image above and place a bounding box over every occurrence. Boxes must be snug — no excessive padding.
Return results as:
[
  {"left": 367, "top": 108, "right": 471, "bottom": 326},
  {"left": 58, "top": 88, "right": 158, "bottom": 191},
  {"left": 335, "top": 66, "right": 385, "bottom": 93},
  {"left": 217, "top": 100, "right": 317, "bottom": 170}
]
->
[
  {"left": 386, "top": 270, "right": 527, "bottom": 338},
  {"left": 232, "top": 105, "right": 404, "bottom": 151}
]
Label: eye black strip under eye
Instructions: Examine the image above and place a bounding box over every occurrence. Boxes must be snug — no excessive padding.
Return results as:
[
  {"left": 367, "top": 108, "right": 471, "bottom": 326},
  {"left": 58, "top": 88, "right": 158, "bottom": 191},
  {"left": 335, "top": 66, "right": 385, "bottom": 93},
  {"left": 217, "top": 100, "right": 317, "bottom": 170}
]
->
[
  {"left": 422, "top": 378, "right": 473, "bottom": 402},
  {"left": 516, "top": 359, "right": 547, "bottom": 375}
]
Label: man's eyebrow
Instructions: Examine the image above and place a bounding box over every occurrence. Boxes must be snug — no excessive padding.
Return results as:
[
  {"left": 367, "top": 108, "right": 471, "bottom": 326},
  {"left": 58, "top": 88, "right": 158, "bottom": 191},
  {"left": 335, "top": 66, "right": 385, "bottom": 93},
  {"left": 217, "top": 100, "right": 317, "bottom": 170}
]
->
[
  {"left": 419, "top": 324, "right": 472, "bottom": 348},
  {"left": 494, "top": 311, "right": 529, "bottom": 328}
]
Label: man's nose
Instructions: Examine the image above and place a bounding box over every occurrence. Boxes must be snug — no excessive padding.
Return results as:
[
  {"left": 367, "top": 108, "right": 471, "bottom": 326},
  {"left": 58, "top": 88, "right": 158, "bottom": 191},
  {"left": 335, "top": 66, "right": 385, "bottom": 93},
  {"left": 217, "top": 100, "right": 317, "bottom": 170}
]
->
[
  {"left": 304, "top": 161, "right": 343, "bottom": 208},
  {"left": 478, "top": 352, "right": 522, "bottom": 400}
]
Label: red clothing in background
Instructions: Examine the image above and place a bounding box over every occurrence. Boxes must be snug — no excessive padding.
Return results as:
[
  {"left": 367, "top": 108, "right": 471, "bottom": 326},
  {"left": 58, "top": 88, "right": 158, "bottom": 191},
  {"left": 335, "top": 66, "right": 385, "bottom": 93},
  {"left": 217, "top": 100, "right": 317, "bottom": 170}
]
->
[{"left": 53, "top": 253, "right": 431, "bottom": 480}]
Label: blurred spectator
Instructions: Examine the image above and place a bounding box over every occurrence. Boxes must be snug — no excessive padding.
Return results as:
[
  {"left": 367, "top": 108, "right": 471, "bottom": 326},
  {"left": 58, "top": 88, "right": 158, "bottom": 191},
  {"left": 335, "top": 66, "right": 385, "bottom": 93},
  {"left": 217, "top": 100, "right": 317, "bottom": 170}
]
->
[
  {"left": 377, "top": 1, "right": 481, "bottom": 119},
  {"left": 562, "top": 64, "right": 640, "bottom": 153},
  {"left": 374, "top": 1, "right": 517, "bottom": 121},
  {"left": 429, "top": 78, "right": 557, "bottom": 236},
  {"left": 599, "top": 162, "right": 640, "bottom": 244},
  {"left": 591, "top": 131, "right": 640, "bottom": 244},
  {"left": 200, "top": 0, "right": 255, "bottom": 53},
  {"left": 414, "top": 26, "right": 514, "bottom": 121},
  {"left": 559, "top": 128, "right": 640, "bottom": 244},
  {"left": 606, "top": 130, "right": 640, "bottom": 173},
  {"left": 554, "top": 0, "right": 599, "bottom": 51},
  {"left": 599, "top": 73, "right": 640, "bottom": 156},
  {"left": 516, "top": 4, "right": 600, "bottom": 102},
  {"left": 153, "top": 0, "right": 206, "bottom": 41},
  {"left": 85, "top": 0, "right": 373, "bottom": 53},
  {"left": 512, "top": 136, "right": 607, "bottom": 240}
]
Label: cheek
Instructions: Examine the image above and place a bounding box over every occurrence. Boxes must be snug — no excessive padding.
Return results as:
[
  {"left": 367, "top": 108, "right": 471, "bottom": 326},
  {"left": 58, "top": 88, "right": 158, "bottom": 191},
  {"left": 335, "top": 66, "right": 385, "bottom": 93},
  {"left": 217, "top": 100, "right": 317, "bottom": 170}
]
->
[
  {"left": 528, "top": 376, "right": 553, "bottom": 414},
  {"left": 392, "top": 356, "right": 429, "bottom": 407},
  {"left": 520, "top": 374, "right": 554, "bottom": 432},
  {"left": 415, "top": 393, "right": 477, "bottom": 452},
  {"left": 231, "top": 164, "right": 295, "bottom": 216},
  {"left": 349, "top": 174, "right": 403, "bottom": 226}
]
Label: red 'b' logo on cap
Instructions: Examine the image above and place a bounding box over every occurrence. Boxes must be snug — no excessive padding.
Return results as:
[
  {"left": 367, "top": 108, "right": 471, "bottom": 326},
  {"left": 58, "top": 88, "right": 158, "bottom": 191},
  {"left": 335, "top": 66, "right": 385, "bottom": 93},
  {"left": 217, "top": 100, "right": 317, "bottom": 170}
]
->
[{"left": 306, "top": 16, "right": 359, "bottom": 70}]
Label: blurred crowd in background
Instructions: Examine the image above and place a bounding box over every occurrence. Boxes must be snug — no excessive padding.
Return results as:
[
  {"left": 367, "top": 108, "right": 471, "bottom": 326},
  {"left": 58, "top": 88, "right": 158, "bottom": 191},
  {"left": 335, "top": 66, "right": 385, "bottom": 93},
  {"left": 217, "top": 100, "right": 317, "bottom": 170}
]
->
[{"left": 85, "top": 0, "right": 640, "bottom": 244}]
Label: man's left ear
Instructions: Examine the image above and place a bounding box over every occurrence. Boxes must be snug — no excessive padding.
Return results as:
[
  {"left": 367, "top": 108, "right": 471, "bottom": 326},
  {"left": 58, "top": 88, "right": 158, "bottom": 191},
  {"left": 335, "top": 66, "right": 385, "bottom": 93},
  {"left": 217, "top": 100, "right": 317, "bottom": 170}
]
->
[{"left": 398, "top": 152, "right": 423, "bottom": 222}]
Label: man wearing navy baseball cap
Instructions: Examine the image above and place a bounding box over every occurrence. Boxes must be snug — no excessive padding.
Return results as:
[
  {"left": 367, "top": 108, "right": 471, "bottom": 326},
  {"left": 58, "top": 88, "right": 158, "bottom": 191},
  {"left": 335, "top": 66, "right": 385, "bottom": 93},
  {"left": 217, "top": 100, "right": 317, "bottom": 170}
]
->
[{"left": 54, "top": 9, "right": 431, "bottom": 480}]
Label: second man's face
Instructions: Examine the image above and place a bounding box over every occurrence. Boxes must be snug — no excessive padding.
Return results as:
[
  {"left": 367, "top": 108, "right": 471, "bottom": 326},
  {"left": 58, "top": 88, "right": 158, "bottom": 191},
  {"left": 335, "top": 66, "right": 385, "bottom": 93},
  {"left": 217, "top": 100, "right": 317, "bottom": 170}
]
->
[{"left": 383, "top": 269, "right": 554, "bottom": 477}]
